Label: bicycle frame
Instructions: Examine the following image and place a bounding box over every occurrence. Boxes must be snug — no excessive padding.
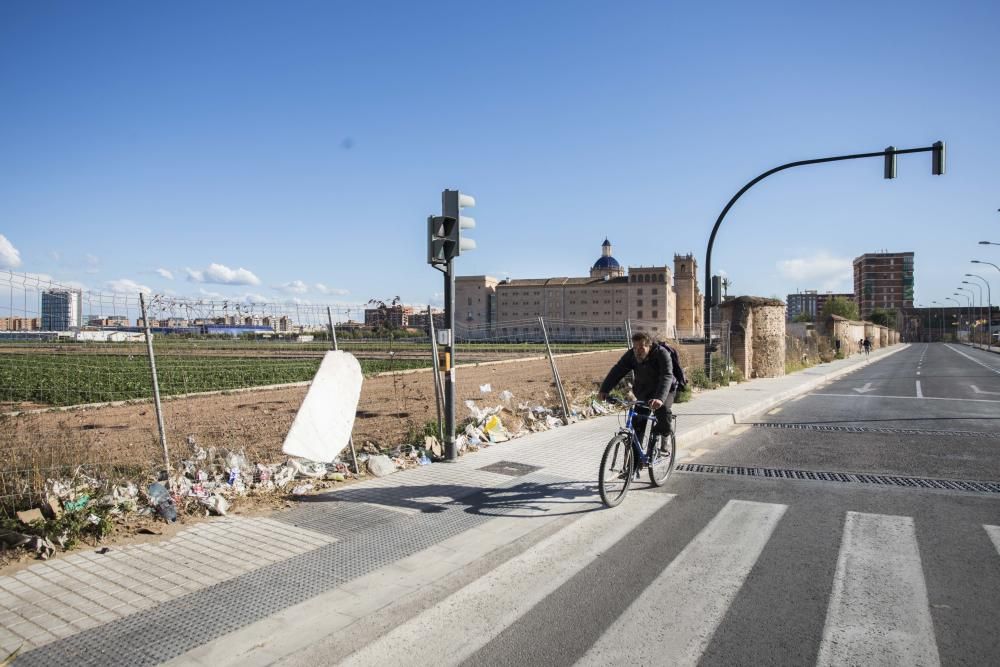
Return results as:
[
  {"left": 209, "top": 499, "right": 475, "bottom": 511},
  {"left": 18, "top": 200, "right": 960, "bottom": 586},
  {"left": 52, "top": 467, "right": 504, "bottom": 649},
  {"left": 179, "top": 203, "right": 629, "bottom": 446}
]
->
[{"left": 622, "top": 404, "right": 657, "bottom": 468}]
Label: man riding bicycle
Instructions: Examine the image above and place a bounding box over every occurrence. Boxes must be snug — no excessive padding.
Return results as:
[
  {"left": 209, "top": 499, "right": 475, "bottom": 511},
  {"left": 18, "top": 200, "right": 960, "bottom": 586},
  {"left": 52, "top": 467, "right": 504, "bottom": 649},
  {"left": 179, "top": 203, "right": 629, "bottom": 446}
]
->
[{"left": 597, "top": 331, "right": 676, "bottom": 453}]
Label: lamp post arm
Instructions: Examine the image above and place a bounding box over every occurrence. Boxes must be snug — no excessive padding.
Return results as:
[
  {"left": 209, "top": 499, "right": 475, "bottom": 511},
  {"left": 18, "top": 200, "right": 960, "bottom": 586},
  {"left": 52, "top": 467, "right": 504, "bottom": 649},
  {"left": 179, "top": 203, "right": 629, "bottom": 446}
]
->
[{"left": 703, "top": 145, "right": 938, "bottom": 372}]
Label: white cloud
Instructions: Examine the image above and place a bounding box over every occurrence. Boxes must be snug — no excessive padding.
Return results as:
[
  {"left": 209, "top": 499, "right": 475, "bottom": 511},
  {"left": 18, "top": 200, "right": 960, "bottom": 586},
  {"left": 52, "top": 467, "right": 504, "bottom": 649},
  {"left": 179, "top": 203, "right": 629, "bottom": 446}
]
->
[
  {"left": 240, "top": 293, "right": 271, "bottom": 304},
  {"left": 85, "top": 253, "right": 100, "bottom": 274},
  {"left": 275, "top": 280, "right": 309, "bottom": 294},
  {"left": 0, "top": 234, "right": 22, "bottom": 269},
  {"left": 197, "top": 288, "right": 226, "bottom": 300},
  {"left": 156, "top": 268, "right": 175, "bottom": 280},
  {"left": 186, "top": 263, "right": 261, "bottom": 286},
  {"left": 315, "top": 283, "right": 349, "bottom": 296},
  {"left": 776, "top": 252, "right": 853, "bottom": 291},
  {"left": 106, "top": 278, "right": 152, "bottom": 295}
]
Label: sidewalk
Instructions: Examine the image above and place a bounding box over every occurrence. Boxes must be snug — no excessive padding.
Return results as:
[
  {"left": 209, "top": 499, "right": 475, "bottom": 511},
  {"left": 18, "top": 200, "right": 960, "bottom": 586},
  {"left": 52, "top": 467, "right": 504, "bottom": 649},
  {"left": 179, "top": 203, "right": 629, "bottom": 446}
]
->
[{"left": 1, "top": 345, "right": 907, "bottom": 666}]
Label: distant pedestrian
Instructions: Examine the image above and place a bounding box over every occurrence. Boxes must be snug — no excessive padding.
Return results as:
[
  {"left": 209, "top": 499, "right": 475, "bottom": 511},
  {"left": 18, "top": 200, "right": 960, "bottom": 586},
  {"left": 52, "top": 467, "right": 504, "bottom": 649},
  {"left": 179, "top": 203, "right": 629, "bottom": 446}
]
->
[{"left": 862, "top": 337, "right": 872, "bottom": 359}]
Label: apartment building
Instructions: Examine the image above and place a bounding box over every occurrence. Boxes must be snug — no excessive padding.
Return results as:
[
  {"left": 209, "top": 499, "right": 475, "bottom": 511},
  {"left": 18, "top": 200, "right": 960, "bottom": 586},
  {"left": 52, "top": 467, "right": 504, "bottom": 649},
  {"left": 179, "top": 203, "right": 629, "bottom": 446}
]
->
[
  {"left": 787, "top": 290, "right": 856, "bottom": 321},
  {"left": 853, "top": 252, "right": 914, "bottom": 318}
]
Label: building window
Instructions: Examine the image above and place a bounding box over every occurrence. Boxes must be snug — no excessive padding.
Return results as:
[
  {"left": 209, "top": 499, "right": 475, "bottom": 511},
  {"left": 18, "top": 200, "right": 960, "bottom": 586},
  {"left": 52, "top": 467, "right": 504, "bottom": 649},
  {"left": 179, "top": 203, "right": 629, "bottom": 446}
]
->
[
  {"left": 637, "top": 288, "right": 643, "bottom": 295},
  {"left": 652, "top": 299, "right": 658, "bottom": 306},
  {"left": 637, "top": 299, "right": 644, "bottom": 307},
  {"left": 637, "top": 311, "right": 643, "bottom": 319},
  {"left": 653, "top": 311, "right": 658, "bottom": 318},
  {"left": 652, "top": 288, "right": 658, "bottom": 295}
]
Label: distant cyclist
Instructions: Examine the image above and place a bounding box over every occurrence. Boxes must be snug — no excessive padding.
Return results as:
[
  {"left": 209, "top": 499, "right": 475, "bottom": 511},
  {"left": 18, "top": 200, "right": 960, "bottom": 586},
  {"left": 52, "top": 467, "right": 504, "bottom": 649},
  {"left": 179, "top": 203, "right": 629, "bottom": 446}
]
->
[
  {"left": 862, "top": 337, "right": 872, "bottom": 359},
  {"left": 598, "top": 331, "right": 676, "bottom": 452}
]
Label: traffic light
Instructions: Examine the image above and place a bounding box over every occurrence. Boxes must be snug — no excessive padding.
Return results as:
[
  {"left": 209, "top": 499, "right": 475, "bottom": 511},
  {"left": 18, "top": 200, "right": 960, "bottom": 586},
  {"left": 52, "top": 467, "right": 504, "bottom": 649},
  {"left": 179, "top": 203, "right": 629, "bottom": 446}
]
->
[
  {"left": 883, "top": 146, "right": 896, "bottom": 179},
  {"left": 442, "top": 189, "right": 476, "bottom": 257},
  {"left": 427, "top": 215, "right": 457, "bottom": 265},
  {"left": 932, "top": 141, "right": 946, "bottom": 175}
]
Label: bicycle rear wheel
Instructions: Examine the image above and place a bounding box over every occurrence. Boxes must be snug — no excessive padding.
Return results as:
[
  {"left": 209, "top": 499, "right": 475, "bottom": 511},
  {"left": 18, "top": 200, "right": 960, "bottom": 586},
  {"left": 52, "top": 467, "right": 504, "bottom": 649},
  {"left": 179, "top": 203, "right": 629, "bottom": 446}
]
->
[
  {"left": 599, "top": 434, "right": 633, "bottom": 507},
  {"left": 648, "top": 429, "right": 676, "bottom": 487}
]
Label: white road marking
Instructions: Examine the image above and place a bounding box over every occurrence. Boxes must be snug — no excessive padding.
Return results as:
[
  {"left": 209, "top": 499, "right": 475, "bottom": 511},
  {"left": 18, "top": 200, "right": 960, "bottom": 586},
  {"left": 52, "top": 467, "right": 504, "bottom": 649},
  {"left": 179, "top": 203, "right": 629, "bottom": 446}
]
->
[
  {"left": 970, "top": 385, "right": 1000, "bottom": 396},
  {"left": 577, "top": 500, "right": 787, "bottom": 667},
  {"left": 916, "top": 380, "right": 923, "bottom": 398},
  {"left": 985, "top": 525, "right": 1000, "bottom": 555},
  {"left": 338, "top": 492, "right": 675, "bottom": 667},
  {"left": 791, "top": 394, "right": 807, "bottom": 402},
  {"left": 944, "top": 344, "right": 1000, "bottom": 375},
  {"left": 817, "top": 512, "right": 940, "bottom": 667},
  {"left": 814, "top": 392, "right": 1000, "bottom": 404},
  {"left": 768, "top": 407, "right": 782, "bottom": 415},
  {"left": 853, "top": 382, "right": 875, "bottom": 394}
]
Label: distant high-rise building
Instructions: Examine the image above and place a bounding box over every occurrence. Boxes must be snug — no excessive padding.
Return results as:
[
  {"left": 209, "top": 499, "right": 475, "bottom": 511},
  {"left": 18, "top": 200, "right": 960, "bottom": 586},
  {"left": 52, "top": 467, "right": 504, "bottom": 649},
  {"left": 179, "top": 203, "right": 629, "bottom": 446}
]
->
[
  {"left": 787, "top": 290, "right": 856, "bottom": 321},
  {"left": 41, "top": 289, "right": 82, "bottom": 331},
  {"left": 853, "top": 252, "right": 914, "bottom": 318}
]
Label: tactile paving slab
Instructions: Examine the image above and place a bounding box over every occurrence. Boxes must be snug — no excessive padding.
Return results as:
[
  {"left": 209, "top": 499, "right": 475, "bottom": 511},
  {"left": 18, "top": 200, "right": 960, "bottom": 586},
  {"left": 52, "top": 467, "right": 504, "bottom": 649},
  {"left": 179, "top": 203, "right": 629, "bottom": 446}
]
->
[{"left": 15, "top": 472, "right": 570, "bottom": 666}]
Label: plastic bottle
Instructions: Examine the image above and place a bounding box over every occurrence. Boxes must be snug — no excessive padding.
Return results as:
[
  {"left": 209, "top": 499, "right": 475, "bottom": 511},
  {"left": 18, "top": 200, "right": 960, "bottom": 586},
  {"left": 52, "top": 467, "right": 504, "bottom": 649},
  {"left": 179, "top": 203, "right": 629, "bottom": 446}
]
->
[{"left": 147, "top": 482, "right": 178, "bottom": 522}]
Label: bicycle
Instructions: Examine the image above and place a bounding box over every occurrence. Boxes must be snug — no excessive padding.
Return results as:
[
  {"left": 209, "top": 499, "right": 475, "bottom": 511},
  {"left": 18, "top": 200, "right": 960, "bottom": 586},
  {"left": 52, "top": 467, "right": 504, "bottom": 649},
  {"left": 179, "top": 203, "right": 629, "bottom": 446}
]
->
[{"left": 598, "top": 399, "right": 677, "bottom": 507}]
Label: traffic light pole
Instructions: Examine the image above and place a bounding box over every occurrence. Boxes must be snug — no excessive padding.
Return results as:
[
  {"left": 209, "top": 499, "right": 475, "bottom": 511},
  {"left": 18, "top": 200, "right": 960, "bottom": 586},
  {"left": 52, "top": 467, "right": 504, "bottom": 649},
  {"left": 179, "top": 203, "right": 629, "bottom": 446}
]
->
[
  {"left": 443, "top": 257, "right": 457, "bottom": 460},
  {"left": 703, "top": 142, "right": 944, "bottom": 377}
]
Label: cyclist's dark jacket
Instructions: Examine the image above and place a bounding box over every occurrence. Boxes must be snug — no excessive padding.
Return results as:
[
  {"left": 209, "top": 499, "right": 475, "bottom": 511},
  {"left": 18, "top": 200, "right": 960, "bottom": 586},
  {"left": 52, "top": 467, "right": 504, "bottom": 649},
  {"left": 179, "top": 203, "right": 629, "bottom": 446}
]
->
[{"left": 599, "top": 345, "right": 674, "bottom": 403}]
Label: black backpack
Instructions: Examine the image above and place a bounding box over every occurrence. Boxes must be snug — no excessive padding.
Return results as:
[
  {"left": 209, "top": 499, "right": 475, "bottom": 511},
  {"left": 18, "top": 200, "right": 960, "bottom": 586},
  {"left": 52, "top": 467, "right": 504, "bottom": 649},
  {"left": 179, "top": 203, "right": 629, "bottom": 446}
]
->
[{"left": 658, "top": 342, "right": 687, "bottom": 391}]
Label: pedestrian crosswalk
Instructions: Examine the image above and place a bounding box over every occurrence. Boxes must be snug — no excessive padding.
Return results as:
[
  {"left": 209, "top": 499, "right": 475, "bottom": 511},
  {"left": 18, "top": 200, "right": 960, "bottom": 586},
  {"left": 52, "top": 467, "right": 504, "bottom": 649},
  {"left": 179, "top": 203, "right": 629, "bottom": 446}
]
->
[{"left": 332, "top": 499, "right": 998, "bottom": 667}]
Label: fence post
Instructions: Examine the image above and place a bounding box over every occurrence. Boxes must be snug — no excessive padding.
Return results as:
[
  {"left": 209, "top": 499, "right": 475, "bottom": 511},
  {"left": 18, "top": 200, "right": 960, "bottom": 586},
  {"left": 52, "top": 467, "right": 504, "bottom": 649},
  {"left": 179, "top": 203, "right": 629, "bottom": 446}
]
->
[
  {"left": 539, "top": 317, "right": 571, "bottom": 424},
  {"left": 327, "top": 307, "right": 359, "bottom": 475},
  {"left": 139, "top": 293, "right": 170, "bottom": 474},
  {"left": 427, "top": 306, "right": 445, "bottom": 443},
  {"left": 625, "top": 319, "right": 633, "bottom": 348}
]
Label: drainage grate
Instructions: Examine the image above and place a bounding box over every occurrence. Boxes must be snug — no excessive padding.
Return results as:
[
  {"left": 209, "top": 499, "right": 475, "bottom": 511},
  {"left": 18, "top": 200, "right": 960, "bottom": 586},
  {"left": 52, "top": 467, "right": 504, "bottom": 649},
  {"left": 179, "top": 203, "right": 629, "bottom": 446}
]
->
[
  {"left": 675, "top": 463, "right": 1000, "bottom": 494},
  {"left": 750, "top": 422, "right": 996, "bottom": 438},
  {"left": 479, "top": 461, "right": 543, "bottom": 477}
]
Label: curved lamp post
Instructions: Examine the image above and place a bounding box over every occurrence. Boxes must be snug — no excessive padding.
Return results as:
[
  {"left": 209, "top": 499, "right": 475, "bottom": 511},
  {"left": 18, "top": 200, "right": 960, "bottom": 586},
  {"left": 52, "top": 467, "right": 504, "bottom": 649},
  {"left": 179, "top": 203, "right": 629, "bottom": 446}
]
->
[
  {"left": 966, "top": 272, "right": 992, "bottom": 350},
  {"left": 955, "top": 291, "right": 973, "bottom": 342},
  {"left": 945, "top": 296, "right": 963, "bottom": 340},
  {"left": 702, "top": 142, "right": 946, "bottom": 375},
  {"left": 972, "top": 260, "right": 1000, "bottom": 345},
  {"left": 931, "top": 300, "right": 945, "bottom": 341},
  {"left": 961, "top": 281, "right": 984, "bottom": 345}
]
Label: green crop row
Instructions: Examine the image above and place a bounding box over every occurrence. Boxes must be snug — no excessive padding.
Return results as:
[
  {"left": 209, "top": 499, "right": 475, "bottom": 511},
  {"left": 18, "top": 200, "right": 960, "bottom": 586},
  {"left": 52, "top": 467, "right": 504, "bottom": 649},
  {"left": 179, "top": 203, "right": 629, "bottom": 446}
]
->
[{"left": 0, "top": 353, "right": 431, "bottom": 407}]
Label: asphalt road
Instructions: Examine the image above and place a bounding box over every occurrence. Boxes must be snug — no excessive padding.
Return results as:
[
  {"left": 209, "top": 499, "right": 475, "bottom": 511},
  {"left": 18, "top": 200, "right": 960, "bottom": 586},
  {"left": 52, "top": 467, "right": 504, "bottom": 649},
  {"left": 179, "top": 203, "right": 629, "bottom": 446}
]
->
[{"left": 456, "top": 343, "right": 1000, "bottom": 666}]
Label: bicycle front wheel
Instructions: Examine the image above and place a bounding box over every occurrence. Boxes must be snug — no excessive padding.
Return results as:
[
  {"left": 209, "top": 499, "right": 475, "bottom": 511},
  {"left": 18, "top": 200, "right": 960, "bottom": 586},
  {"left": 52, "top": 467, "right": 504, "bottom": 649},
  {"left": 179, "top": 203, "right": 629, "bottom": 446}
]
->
[
  {"left": 599, "top": 433, "right": 633, "bottom": 507},
  {"left": 648, "top": 430, "right": 676, "bottom": 487}
]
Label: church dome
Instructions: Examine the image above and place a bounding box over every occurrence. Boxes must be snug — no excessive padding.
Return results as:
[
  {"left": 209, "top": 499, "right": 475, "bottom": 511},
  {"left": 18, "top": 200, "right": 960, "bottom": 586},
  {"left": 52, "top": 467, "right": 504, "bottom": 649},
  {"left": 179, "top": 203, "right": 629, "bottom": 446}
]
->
[{"left": 592, "top": 255, "right": 621, "bottom": 270}]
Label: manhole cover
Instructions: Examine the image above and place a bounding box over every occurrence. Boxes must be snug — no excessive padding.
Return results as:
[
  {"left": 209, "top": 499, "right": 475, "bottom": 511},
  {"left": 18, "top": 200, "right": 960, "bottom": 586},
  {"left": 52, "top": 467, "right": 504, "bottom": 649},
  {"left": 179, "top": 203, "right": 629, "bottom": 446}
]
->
[{"left": 479, "top": 461, "right": 542, "bottom": 477}]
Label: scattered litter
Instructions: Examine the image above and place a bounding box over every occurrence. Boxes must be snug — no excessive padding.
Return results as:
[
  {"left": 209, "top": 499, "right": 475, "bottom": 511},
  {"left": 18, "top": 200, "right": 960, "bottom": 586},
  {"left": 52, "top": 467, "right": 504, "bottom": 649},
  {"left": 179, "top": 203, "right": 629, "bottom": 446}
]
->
[
  {"left": 480, "top": 383, "right": 492, "bottom": 393},
  {"left": 291, "top": 483, "right": 314, "bottom": 496},
  {"left": 96, "top": 547, "right": 110, "bottom": 555},
  {"left": 499, "top": 390, "right": 514, "bottom": 403},
  {"left": 147, "top": 482, "right": 178, "bottom": 523},
  {"left": 199, "top": 494, "right": 230, "bottom": 515},
  {"left": 367, "top": 455, "right": 396, "bottom": 478},
  {"left": 15, "top": 508, "right": 44, "bottom": 525}
]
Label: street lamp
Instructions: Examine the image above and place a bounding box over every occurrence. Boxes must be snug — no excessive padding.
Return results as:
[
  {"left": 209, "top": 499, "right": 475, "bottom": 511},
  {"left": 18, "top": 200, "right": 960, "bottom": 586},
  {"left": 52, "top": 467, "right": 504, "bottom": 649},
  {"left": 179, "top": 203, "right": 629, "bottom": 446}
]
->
[
  {"left": 972, "top": 260, "right": 999, "bottom": 345},
  {"left": 945, "top": 296, "right": 962, "bottom": 340},
  {"left": 955, "top": 291, "right": 973, "bottom": 342},
  {"left": 966, "top": 272, "right": 992, "bottom": 351},
  {"left": 931, "top": 300, "right": 945, "bottom": 341},
  {"left": 961, "top": 281, "right": 984, "bottom": 345},
  {"left": 979, "top": 241, "right": 1000, "bottom": 246},
  {"left": 702, "top": 141, "right": 946, "bottom": 375}
]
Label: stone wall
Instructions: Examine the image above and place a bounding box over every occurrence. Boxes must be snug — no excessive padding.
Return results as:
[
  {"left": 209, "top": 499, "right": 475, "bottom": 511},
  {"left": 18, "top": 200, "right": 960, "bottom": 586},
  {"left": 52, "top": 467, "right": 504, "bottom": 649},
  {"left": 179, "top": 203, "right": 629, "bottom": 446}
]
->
[
  {"left": 878, "top": 326, "right": 889, "bottom": 347},
  {"left": 720, "top": 296, "right": 786, "bottom": 378}
]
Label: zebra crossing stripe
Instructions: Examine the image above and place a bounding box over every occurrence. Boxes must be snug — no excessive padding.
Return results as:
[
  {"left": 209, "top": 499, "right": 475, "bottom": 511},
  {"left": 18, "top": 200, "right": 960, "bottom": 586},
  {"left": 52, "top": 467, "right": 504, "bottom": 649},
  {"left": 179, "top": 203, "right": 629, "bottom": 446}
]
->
[
  {"left": 338, "top": 491, "right": 675, "bottom": 667},
  {"left": 577, "top": 499, "right": 787, "bottom": 666},
  {"left": 817, "top": 512, "right": 940, "bottom": 667},
  {"left": 985, "top": 525, "right": 1000, "bottom": 554}
]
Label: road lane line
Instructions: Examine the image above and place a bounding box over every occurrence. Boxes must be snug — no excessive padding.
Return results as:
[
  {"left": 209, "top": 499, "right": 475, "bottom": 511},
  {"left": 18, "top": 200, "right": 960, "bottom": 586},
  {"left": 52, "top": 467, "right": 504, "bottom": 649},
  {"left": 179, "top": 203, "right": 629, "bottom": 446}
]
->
[
  {"left": 985, "top": 525, "right": 1000, "bottom": 555},
  {"left": 813, "top": 392, "right": 1000, "bottom": 404},
  {"left": 338, "top": 492, "right": 674, "bottom": 667},
  {"left": 916, "top": 380, "right": 923, "bottom": 398},
  {"left": 817, "top": 512, "right": 940, "bottom": 667},
  {"left": 944, "top": 344, "right": 1000, "bottom": 375},
  {"left": 577, "top": 500, "right": 787, "bottom": 667}
]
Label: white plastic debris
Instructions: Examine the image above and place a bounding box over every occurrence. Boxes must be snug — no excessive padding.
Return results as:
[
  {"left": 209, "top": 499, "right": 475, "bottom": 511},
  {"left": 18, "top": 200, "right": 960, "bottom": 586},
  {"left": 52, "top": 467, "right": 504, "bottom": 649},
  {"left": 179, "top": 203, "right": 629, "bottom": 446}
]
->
[
  {"left": 499, "top": 390, "right": 514, "bottom": 403},
  {"left": 479, "top": 383, "right": 492, "bottom": 393},
  {"left": 291, "top": 483, "right": 314, "bottom": 496},
  {"left": 367, "top": 454, "right": 396, "bottom": 477}
]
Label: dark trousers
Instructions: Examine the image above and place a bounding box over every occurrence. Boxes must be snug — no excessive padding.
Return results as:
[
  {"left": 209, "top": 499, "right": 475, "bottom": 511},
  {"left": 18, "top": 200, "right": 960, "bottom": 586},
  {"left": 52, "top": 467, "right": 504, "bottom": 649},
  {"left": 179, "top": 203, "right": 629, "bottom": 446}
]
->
[{"left": 634, "top": 390, "right": 676, "bottom": 445}]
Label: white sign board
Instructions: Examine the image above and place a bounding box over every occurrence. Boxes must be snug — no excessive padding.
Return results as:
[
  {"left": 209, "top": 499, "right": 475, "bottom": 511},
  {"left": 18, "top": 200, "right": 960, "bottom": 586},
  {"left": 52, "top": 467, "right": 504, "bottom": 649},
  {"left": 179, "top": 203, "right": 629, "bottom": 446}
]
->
[{"left": 282, "top": 350, "right": 363, "bottom": 462}]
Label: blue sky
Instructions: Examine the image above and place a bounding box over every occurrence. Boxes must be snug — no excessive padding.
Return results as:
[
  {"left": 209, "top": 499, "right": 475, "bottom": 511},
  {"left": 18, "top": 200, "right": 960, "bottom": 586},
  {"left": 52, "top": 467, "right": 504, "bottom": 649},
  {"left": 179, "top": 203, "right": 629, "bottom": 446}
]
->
[{"left": 2, "top": 0, "right": 999, "bottom": 319}]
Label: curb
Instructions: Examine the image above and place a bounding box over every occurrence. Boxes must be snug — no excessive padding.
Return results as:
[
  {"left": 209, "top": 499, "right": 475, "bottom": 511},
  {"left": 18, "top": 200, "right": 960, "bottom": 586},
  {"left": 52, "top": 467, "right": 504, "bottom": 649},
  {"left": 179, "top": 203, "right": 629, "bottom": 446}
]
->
[{"left": 675, "top": 344, "right": 910, "bottom": 451}]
